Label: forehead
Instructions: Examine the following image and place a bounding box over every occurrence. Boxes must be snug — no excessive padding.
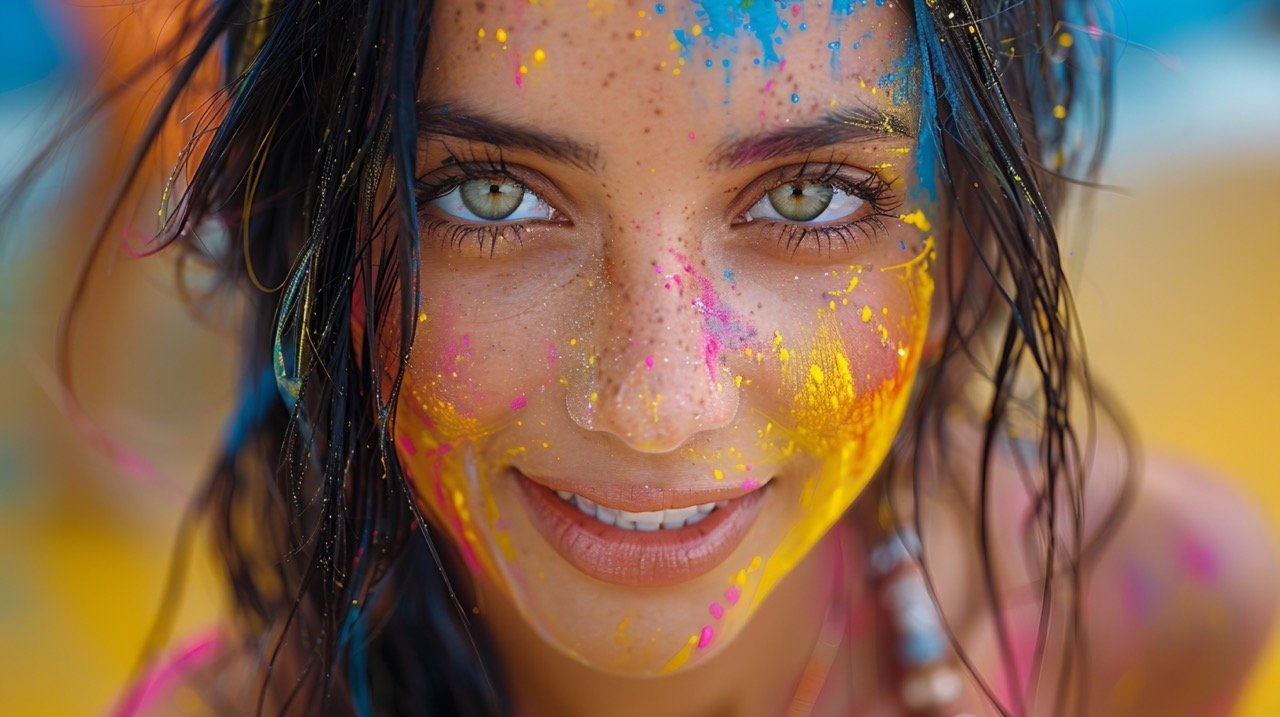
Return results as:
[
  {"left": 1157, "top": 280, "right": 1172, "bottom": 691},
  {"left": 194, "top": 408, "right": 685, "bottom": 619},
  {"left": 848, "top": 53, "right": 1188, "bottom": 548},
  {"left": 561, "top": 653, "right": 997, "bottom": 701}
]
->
[{"left": 422, "top": 1, "right": 916, "bottom": 149}]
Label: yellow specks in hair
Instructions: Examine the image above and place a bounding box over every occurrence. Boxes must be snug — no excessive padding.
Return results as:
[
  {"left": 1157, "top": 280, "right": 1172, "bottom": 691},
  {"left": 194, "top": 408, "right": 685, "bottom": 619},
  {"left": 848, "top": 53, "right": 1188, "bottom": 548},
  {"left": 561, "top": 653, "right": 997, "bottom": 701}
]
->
[
  {"left": 1053, "top": 104, "right": 1067, "bottom": 120},
  {"left": 1058, "top": 32, "right": 1074, "bottom": 48}
]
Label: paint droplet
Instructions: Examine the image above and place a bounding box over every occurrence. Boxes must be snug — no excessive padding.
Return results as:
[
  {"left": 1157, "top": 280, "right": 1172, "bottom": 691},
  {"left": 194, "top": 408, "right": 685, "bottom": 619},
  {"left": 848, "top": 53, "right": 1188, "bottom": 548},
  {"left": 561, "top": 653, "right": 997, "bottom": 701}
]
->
[
  {"left": 1058, "top": 32, "right": 1073, "bottom": 47},
  {"left": 697, "top": 625, "right": 714, "bottom": 648},
  {"left": 533, "top": 48, "right": 546, "bottom": 63},
  {"left": 645, "top": 355, "right": 655, "bottom": 369},
  {"left": 1052, "top": 104, "right": 1067, "bottom": 120},
  {"left": 861, "top": 305, "right": 873, "bottom": 322},
  {"left": 519, "top": 65, "right": 529, "bottom": 75},
  {"left": 688, "top": 131, "right": 697, "bottom": 141},
  {"left": 655, "top": 3, "right": 665, "bottom": 14},
  {"left": 725, "top": 585, "right": 741, "bottom": 604},
  {"left": 509, "top": 395, "right": 527, "bottom": 410},
  {"left": 691, "top": 24, "right": 703, "bottom": 36},
  {"left": 710, "top": 602, "right": 725, "bottom": 619},
  {"left": 477, "top": 27, "right": 486, "bottom": 39},
  {"left": 791, "top": 92, "right": 800, "bottom": 103},
  {"left": 495, "top": 27, "right": 508, "bottom": 43},
  {"left": 713, "top": 468, "right": 725, "bottom": 480}
]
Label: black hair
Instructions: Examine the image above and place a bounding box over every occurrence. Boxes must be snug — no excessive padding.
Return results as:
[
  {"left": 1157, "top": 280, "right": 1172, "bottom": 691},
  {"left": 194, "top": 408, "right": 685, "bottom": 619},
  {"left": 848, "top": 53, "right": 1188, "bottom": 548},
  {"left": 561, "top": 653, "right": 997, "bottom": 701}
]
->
[{"left": 4, "top": 0, "right": 1129, "bottom": 715}]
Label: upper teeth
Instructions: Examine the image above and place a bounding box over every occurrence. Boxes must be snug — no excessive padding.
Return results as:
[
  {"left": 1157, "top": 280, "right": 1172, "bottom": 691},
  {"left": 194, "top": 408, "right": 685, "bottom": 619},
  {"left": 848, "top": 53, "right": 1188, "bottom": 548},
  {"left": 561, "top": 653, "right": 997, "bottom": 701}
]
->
[{"left": 554, "top": 490, "right": 726, "bottom": 531}]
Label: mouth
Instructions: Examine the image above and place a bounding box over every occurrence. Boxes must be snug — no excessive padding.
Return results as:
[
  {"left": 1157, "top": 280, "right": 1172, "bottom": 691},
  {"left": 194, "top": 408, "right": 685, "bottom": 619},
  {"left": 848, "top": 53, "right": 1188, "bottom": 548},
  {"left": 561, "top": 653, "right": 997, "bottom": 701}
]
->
[{"left": 515, "top": 469, "right": 769, "bottom": 587}]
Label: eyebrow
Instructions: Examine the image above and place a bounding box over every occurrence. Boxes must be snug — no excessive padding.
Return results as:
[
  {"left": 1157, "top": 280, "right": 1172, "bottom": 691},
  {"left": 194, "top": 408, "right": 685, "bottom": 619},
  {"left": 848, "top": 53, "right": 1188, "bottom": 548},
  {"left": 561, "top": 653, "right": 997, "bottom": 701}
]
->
[
  {"left": 710, "top": 105, "right": 913, "bottom": 169},
  {"left": 416, "top": 102, "right": 601, "bottom": 171}
]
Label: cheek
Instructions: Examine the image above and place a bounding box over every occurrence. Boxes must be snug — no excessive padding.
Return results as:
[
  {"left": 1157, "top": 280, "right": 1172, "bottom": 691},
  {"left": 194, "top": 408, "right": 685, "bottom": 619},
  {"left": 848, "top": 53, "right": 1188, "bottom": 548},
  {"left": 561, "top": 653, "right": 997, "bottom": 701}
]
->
[{"left": 751, "top": 246, "right": 935, "bottom": 455}]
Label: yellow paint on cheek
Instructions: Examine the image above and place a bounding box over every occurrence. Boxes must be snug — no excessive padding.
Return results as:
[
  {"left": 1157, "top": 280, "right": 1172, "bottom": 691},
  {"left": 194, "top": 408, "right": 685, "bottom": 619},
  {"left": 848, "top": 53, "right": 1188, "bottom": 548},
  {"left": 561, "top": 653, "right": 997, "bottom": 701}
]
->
[{"left": 749, "top": 238, "right": 936, "bottom": 603}]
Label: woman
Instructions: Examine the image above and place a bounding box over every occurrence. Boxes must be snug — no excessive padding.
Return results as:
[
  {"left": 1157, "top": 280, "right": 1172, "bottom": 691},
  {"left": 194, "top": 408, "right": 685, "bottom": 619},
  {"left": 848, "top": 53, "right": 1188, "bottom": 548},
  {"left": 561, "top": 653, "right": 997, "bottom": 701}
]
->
[{"left": 22, "top": 0, "right": 1276, "bottom": 715}]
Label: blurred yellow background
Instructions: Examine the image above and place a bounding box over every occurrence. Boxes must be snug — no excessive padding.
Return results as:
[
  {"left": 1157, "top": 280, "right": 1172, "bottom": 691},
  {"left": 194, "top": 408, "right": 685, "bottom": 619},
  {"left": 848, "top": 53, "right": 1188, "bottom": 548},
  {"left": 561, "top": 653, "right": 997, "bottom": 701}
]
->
[{"left": 1, "top": 1, "right": 1277, "bottom": 714}]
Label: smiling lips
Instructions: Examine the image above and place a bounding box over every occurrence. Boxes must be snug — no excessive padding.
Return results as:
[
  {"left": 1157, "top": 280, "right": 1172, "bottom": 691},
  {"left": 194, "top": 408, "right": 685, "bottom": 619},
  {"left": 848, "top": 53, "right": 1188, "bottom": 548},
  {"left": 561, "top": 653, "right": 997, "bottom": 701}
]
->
[{"left": 516, "top": 470, "right": 769, "bottom": 587}]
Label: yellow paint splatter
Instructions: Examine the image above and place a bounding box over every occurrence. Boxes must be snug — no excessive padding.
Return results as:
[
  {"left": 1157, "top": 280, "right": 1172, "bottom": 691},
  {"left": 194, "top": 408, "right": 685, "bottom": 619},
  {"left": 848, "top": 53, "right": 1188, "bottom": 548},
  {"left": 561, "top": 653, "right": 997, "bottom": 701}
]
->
[
  {"left": 495, "top": 27, "right": 508, "bottom": 43},
  {"left": 713, "top": 468, "right": 724, "bottom": 481},
  {"left": 477, "top": 27, "right": 486, "bottom": 38},
  {"left": 691, "top": 24, "right": 703, "bottom": 36},
  {"left": 1058, "top": 32, "right": 1074, "bottom": 48},
  {"left": 533, "top": 48, "right": 547, "bottom": 63},
  {"left": 898, "top": 209, "right": 932, "bottom": 231},
  {"left": 1053, "top": 104, "right": 1067, "bottom": 120},
  {"left": 662, "top": 634, "right": 700, "bottom": 672},
  {"left": 861, "top": 305, "right": 873, "bottom": 322}
]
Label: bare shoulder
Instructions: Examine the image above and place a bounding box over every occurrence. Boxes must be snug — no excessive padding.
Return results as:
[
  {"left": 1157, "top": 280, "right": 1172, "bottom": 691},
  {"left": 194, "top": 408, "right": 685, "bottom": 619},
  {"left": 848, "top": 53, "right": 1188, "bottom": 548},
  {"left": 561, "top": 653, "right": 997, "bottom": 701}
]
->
[
  {"left": 1083, "top": 447, "right": 1280, "bottom": 716},
  {"left": 122, "top": 634, "right": 260, "bottom": 717}
]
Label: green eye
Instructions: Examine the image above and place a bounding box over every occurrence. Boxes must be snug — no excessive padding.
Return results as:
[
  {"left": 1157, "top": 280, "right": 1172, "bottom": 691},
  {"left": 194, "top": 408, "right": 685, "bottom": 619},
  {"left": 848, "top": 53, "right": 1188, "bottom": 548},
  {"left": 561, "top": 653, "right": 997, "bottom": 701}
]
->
[
  {"left": 766, "top": 181, "right": 835, "bottom": 222},
  {"left": 459, "top": 178, "right": 527, "bottom": 220}
]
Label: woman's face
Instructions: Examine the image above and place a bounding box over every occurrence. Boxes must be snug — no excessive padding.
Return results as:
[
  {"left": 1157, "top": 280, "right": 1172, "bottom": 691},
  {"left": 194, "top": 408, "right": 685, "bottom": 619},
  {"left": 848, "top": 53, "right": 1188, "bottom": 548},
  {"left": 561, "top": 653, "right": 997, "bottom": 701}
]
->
[{"left": 394, "top": 0, "right": 935, "bottom": 675}]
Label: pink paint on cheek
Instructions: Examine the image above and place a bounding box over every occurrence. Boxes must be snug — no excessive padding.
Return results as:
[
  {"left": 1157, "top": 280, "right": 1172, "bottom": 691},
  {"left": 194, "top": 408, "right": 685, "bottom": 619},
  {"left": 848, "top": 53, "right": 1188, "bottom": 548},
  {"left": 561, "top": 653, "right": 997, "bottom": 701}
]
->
[
  {"left": 398, "top": 434, "right": 417, "bottom": 456},
  {"left": 709, "top": 602, "right": 725, "bottom": 620},
  {"left": 725, "top": 585, "right": 741, "bottom": 605},
  {"left": 509, "top": 395, "right": 527, "bottom": 411},
  {"left": 644, "top": 355, "right": 654, "bottom": 370},
  {"left": 697, "top": 625, "right": 714, "bottom": 649},
  {"left": 687, "top": 131, "right": 696, "bottom": 141},
  {"left": 762, "top": 78, "right": 775, "bottom": 94},
  {"left": 790, "top": 4, "right": 801, "bottom": 16},
  {"left": 741, "top": 479, "right": 759, "bottom": 490}
]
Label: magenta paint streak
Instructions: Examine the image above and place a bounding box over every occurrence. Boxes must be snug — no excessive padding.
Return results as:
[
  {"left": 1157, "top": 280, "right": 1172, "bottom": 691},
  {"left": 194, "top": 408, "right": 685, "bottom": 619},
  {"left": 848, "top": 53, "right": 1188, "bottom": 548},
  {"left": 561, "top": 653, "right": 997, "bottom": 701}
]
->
[
  {"left": 709, "top": 601, "right": 725, "bottom": 620},
  {"left": 725, "top": 585, "right": 741, "bottom": 605},
  {"left": 110, "top": 631, "right": 222, "bottom": 717},
  {"left": 645, "top": 355, "right": 655, "bottom": 370},
  {"left": 670, "top": 251, "right": 757, "bottom": 380},
  {"left": 509, "top": 394, "right": 528, "bottom": 410},
  {"left": 741, "top": 478, "right": 759, "bottom": 490},
  {"left": 398, "top": 434, "right": 418, "bottom": 456},
  {"left": 697, "top": 625, "right": 715, "bottom": 649}
]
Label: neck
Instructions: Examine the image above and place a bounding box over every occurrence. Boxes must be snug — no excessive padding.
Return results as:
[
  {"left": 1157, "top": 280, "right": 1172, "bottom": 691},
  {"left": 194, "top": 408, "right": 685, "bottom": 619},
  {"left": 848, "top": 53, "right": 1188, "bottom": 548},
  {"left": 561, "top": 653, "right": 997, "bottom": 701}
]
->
[{"left": 478, "top": 524, "right": 867, "bottom": 717}]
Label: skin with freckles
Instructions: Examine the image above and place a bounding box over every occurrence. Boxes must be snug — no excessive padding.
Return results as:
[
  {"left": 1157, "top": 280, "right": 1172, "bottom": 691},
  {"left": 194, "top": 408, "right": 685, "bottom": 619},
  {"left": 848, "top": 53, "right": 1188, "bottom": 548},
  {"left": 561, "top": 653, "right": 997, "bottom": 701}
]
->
[{"left": 392, "top": 0, "right": 936, "bottom": 678}]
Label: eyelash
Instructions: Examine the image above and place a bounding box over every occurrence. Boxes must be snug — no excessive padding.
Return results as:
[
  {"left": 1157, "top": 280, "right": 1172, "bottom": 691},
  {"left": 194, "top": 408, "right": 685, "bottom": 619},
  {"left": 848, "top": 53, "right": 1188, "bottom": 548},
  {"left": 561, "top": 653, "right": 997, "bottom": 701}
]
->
[
  {"left": 415, "top": 154, "right": 540, "bottom": 255},
  {"left": 414, "top": 155, "right": 899, "bottom": 257},
  {"left": 751, "top": 161, "right": 899, "bottom": 255}
]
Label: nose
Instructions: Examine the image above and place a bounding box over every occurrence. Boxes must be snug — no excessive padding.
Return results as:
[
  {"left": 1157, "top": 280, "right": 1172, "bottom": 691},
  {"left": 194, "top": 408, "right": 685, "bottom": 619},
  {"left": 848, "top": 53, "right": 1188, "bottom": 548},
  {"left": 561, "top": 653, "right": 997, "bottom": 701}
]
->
[{"left": 567, "top": 237, "right": 739, "bottom": 453}]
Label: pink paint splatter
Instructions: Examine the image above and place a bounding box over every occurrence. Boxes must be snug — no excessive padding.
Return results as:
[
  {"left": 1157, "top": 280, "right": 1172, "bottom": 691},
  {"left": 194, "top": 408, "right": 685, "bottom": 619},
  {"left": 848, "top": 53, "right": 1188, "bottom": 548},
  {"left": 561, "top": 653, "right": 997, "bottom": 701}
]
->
[
  {"left": 687, "top": 131, "right": 696, "bottom": 141},
  {"left": 514, "top": 73, "right": 524, "bottom": 88},
  {"left": 1178, "top": 536, "right": 1221, "bottom": 585},
  {"left": 644, "top": 355, "right": 654, "bottom": 370},
  {"left": 697, "top": 625, "right": 715, "bottom": 649},
  {"left": 763, "top": 78, "right": 775, "bottom": 94},
  {"left": 741, "top": 479, "right": 759, "bottom": 490},
  {"left": 709, "top": 602, "right": 724, "bottom": 620},
  {"left": 509, "top": 394, "right": 528, "bottom": 410},
  {"left": 398, "top": 434, "right": 418, "bottom": 456},
  {"left": 725, "top": 585, "right": 741, "bottom": 605},
  {"left": 790, "top": 4, "right": 801, "bottom": 17}
]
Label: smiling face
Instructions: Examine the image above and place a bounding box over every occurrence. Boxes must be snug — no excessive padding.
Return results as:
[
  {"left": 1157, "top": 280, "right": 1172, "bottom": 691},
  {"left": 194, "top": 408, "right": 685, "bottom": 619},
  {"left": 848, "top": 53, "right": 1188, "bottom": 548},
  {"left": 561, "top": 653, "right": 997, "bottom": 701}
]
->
[{"left": 392, "top": 0, "right": 936, "bottom": 675}]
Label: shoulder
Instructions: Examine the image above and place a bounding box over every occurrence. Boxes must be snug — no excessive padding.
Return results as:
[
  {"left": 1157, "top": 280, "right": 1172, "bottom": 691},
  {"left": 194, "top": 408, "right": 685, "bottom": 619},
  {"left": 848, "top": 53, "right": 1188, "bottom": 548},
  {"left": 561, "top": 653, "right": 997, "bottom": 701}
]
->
[
  {"left": 1083, "top": 449, "right": 1279, "bottom": 716},
  {"left": 113, "top": 632, "right": 259, "bottom": 717}
]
